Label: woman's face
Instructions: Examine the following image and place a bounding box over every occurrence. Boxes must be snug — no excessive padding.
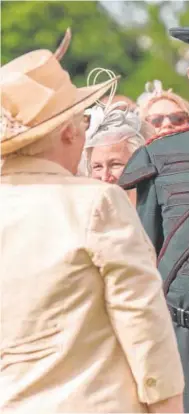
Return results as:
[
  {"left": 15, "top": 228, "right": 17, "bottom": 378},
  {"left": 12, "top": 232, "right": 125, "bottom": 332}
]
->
[
  {"left": 90, "top": 140, "right": 131, "bottom": 184},
  {"left": 146, "top": 99, "right": 189, "bottom": 136},
  {"left": 90, "top": 140, "right": 136, "bottom": 205}
]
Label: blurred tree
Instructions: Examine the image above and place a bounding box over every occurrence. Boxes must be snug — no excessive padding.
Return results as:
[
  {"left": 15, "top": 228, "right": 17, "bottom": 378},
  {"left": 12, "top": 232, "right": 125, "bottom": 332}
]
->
[
  {"left": 1, "top": 0, "right": 140, "bottom": 91},
  {"left": 122, "top": 0, "right": 189, "bottom": 99},
  {"left": 1, "top": 0, "right": 189, "bottom": 100}
]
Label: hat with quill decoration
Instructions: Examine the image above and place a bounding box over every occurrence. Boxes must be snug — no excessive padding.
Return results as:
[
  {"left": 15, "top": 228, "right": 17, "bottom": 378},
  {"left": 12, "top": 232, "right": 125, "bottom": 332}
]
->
[{"left": 1, "top": 28, "right": 119, "bottom": 156}]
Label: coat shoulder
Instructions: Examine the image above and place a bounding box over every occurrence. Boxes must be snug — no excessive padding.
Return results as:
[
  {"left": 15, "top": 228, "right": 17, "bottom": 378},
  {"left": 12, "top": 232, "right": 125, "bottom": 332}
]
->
[{"left": 118, "top": 146, "right": 157, "bottom": 190}]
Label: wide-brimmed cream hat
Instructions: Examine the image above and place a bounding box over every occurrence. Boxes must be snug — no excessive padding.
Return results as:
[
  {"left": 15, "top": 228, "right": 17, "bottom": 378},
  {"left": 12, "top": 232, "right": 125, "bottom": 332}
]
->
[{"left": 1, "top": 45, "right": 118, "bottom": 155}]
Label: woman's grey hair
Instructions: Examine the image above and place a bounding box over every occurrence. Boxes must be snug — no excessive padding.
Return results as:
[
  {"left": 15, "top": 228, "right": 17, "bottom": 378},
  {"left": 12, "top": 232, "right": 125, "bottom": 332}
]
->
[
  {"left": 81, "top": 101, "right": 155, "bottom": 175},
  {"left": 84, "top": 101, "right": 154, "bottom": 148}
]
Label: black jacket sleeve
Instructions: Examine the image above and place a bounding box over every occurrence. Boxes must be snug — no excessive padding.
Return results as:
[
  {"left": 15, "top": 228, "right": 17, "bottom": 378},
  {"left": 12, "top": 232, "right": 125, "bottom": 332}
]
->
[{"left": 118, "top": 146, "right": 163, "bottom": 255}]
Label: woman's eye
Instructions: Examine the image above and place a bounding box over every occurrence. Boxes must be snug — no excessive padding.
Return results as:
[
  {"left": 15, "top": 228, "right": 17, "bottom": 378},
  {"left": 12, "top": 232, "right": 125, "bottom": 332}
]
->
[
  {"left": 92, "top": 165, "right": 102, "bottom": 171},
  {"left": 112, "top": 163, "right": 124, "bottom": 168}
]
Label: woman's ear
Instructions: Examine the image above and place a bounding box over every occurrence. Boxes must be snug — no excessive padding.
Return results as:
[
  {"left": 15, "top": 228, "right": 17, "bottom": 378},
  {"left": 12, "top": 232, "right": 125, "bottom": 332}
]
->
[{"left": 60, "top": 122, "right": 75, "bottom": 144}]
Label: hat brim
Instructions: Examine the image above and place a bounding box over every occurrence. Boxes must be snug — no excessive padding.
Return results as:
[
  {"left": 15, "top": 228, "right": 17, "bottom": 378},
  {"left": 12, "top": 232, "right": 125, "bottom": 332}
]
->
[
  {"left": 169, "top": 27, "right": 189, "bottom": 44},
  {"left": 1, "top": 77, "right": 119, "bottom": 155}
]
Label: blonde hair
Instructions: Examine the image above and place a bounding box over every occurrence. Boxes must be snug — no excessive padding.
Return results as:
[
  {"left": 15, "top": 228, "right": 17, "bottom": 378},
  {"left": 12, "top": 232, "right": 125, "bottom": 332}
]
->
[{"left": 137, "top": 80, "right": 189, "bottom": 118}]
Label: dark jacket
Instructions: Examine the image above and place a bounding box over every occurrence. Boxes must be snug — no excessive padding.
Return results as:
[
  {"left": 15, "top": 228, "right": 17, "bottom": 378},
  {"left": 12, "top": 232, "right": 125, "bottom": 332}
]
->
[{"left": 119, "top": 129, "right": 189, "bottom": 412}]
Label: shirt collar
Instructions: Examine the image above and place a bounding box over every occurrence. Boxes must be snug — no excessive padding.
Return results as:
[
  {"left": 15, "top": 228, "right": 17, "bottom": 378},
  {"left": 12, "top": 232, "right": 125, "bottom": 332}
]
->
[{"left": 1, "top": 155, "right": 73, "bottom": 177}]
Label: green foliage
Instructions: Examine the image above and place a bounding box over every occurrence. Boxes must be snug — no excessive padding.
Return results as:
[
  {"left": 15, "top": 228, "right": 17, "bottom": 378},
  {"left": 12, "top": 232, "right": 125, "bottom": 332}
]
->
[{"left": 1, "top": 0, "right": 189, "bottom": 101}]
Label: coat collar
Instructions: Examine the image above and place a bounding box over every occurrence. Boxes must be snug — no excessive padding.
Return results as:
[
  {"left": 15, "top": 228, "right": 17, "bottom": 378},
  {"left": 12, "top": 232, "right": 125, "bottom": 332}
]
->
[{"left": 1, "top": 155, "right": 72, "bottom": 177}]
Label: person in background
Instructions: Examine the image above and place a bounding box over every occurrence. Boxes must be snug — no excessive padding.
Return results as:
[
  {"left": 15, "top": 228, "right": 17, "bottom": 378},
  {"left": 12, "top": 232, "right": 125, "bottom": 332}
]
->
[
  {"left": 137, "top": 80, "right": 189, "bottom": 139},
  {"left": 102, "top": 93, "right": 136, "bottom": 111},
  {"left": 83, "top": 100, "right": 155, "bottom": 204},
  {"left": 0, "top": 40, "right": 184, "bottom": 413},
  {"left": 118, "top": 26, "right": 189, "bottom": 413}
]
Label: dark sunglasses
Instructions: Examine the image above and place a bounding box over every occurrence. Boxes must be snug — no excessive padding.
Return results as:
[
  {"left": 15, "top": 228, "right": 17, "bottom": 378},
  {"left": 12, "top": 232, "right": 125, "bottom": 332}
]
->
[{"left": 146, "top": 111, "right": 189, "bottom": 128}]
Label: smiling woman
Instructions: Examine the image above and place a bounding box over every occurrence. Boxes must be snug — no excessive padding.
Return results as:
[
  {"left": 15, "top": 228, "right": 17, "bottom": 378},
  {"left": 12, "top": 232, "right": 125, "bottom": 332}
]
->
[
  {"left": 84, "top": 102, "right": 154, "bottom": 176},
  {"left": 82, "top": 100, "right": 155, "bottom": 205},
  {"left": 138, "top": 80, "right": 189, "bottom": 138},
  {"left": 90, "top": 138, "right": 133, "bottom": 184}
]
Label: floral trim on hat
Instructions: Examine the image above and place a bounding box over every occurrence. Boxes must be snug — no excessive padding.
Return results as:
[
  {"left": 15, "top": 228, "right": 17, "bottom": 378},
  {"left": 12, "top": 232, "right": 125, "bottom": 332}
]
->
[{"left": 0, "top": 108, "right": 29, "bottom": 142}]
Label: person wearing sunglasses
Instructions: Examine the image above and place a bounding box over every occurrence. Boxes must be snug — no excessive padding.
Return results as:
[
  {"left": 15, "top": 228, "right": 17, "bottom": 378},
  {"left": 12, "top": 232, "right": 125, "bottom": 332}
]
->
[
  {"left": 137, "top": 80, "right": 189, "bottom": 138},
  {"left": 119, "top": 27, "right": 189, "bottom": 413}
]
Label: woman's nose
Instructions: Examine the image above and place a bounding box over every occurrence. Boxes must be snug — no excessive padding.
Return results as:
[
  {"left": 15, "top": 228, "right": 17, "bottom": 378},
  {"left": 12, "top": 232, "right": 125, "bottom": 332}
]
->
[
  {"left": 161, "top": 116, "right": 173, "bottom": 128},
  {"left": 101, "top": 168, "right": 114, "bottom": 183},
  {"left": 101, "top": 168, "right": 109, "bottom": 182}
]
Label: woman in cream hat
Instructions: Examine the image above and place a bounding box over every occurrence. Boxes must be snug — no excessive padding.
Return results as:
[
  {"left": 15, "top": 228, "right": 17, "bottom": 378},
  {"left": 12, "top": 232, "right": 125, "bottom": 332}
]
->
[
  {"left": 0, "top": 39, "right": 184, "bottom": 413},
  {"left": 1, "top": 45, "right": 118, "bottom": 157}
]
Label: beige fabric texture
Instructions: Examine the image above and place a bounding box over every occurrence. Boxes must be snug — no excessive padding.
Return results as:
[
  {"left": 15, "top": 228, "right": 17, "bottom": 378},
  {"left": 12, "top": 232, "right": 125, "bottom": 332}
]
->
[
  {"left": 1, "top": 156, "right": 184, "bottom": 413},
  {"left": 1, "top": 50, "right": 117, "bottom": 155}
]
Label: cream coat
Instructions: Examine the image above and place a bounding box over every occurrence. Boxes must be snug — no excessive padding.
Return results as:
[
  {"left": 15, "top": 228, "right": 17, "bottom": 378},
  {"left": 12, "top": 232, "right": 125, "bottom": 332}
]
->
[{"left": 1, "top": 156, "right": 184, "bottom": 413}]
